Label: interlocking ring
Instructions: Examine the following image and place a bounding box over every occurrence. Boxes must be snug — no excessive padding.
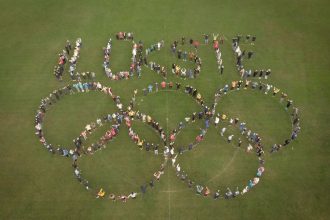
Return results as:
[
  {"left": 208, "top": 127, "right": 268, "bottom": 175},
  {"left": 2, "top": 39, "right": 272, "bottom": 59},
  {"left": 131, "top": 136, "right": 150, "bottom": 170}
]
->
[
  {"left": 71, "top": 113, "right": 167, "bottom": 201},
  {"left": 173, "top": 117, "right": 265, "bottom": 199},
  {"left": 39, "top": 34, "right": 301, "bottom": 202},
  {"left": 34, "top": 82, "right": 121, "bottom": 155}
]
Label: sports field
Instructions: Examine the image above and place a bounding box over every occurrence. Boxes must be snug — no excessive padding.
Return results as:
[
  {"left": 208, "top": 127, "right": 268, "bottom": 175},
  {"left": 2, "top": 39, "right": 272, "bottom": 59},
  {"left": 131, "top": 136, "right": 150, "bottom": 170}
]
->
[{"left": 0, "top": 0, "right": 329, "bottom": 219}]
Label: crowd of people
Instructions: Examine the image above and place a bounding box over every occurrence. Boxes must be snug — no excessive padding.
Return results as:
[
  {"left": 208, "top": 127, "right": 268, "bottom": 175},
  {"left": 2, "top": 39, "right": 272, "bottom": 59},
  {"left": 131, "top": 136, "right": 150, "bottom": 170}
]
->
[
  {"left": 128, "top": 81, "right": 211, "bottom": 152},
  {"left": 34, "top": 82, "right": 122, "bottom": 156},
  {"left": 116, "top": 32, "right": 134, "bottom": 40},
  {"left": 214, "top": 80, "right": 300, "bottom": 153},
  {"left": 44, "top": 33, "right": 301, "bottom": 201},
  {"left": 126, "top": 112, "right": 166, "bottom": 151},
  {"left": 103, "top": 35, "right": 144, "bottom": 80},
  {"left": 129, "top": 82, "right": 216, "bottom": 159},
  {"left": 70, "top": 113, "right": 167, "bottom": 202},
  {"left": 172, "top": 116, "right": 265, "bottom": 199},
  {"left": 53, "top": 38, "right": 96, "bottom": 81},
  {"left": 232, "top": 35, "right": 272, "bottom": 79},
  {"left": 68, "top": 38, "right": 82, "bottom": 80},
  {"left": 170, "top": 38, "right": 202, "bottom": 79},
  {"left": 71, "top": 116, "right": 123, "bottom": 191},
  {"left": 53, "top": 40, "right": 71, "bottom": 80},
  {"left": 211, "top": 34, "right": 225, "bottom": 75},
  {"left": 144, "top": 37, "right": 203, "bottom": 79}
]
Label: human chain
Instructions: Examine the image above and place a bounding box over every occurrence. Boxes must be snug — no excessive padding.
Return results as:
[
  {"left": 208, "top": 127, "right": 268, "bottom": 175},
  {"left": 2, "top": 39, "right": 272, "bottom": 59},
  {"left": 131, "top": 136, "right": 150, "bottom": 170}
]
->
[{"left": 38, "top": 32, "right": 300, "bottom": 202}]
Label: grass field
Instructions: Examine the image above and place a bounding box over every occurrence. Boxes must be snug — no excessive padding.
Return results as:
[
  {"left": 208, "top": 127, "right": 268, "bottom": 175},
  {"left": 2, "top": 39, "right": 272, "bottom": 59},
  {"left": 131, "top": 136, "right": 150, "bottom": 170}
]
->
[{"left": 0, "top": 0, "right": 329, "bottom": 219}]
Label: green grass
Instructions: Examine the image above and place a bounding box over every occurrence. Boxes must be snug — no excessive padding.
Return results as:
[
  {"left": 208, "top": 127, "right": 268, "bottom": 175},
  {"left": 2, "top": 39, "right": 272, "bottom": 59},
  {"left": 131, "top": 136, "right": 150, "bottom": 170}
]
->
[
  {"left": 136, "top": 90, "right": 202, "bottom": 133},
  {"left": 0, "top": 0, "right": 329, "bottom": 219}
]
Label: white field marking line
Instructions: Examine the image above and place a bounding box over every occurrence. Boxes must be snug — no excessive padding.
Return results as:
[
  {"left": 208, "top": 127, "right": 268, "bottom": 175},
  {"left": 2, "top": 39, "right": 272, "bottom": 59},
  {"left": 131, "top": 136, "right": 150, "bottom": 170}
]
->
[
  {"left": 157, "top": 89, "right": 177, "bottom": 92},
  {"left": 132, "top": 118, "right": 163, "bottom": 143},
  {"left": 160, "top": 188, "right": 191, "bottom": 193},
  {"left": 162, "top": 22, "right": 171, "bottom": 220},
  {"left": 136, "top": 90, "right": 178, "bottom": 105},
  {"left": 166, "top": 90, "right": 169, "bottom": 139},
  {"left": 165, "top": 85, "right": 171, "bottom": 220},
  {"left": 206, "top": 148, "right": 239, "bottom": 184},
  {"left": 168, "top": 171, "right": 171, "bottom": 220}
]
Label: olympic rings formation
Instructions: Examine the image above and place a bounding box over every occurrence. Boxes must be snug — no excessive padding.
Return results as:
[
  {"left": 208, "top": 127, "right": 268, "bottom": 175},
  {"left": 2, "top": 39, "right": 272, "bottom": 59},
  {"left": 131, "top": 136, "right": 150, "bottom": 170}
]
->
[{"left": 36, "top": 36, "right": 301, "bottom": 202}]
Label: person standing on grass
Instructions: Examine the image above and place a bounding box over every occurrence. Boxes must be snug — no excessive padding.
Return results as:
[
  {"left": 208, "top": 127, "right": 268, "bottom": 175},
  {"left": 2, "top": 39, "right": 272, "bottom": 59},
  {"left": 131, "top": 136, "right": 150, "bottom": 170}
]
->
[
  {"left": 183, "top": 51, "right": 187, "bottom": 61},
  {"left": 176, "top": 164, "right": 181, "bottom": 174},
  {"left": 205, "top": 119, "right": 210, "bottom": 128},
  {"left": 178, "top": 50, "right": 182, "bottom": 59},
  {"left": 292, "top": 107, "right": 299, "bottom": 117},
  {"left": 193, "top": 41, "right": 200, "bottom": 51},
  {"left": 191, "top": 112, "right": 196, "bottom": 122},
  {"left": 204, "top": 187, "right": 211, "bottom": 196},
  {"left": 65, "top": 40, "right": 71, "bottom": 54},
  {"left": 214, "top": 190, "right": 221, "bottom": 199},
  {"left": 176, "top": 82, "right": 181, "bottom": 90},
  {"left": 248, "top": 51, "right": 253, "bottom": 59},
  {"left": 291, "top": 131, "right": 298, "bottom": 140},
  {"left": 220, "top": 127, "right": 226, "bottom": 136},
  {"left": 273, "top": 87, "right": 280, "bottom": 96},
  {"left": 265, "top": 69, "right": 271, "bottom": 79},
  {"left": 220, "top": 65, "right": 224, "bottom": 74},
  {"left": 97, "top": 188, "right": 105, "bottom": 198},
  {"left": 161, "top": 81, "right": 166, "bottom": 89},
  {"left": 171, "top": 43, "right": 176, "bottom": 55},
  {"left": 225, "top": 188, "right": 233, "bottom": 199},
  {"left": 280, "top": 92, "right": 288, "bottom": 103},
  {"left": 213, "top": 40, "right": 219, "bottom": 50},
  {"left": 172, "top": 154, "right": 178, "bottom": 167},
  {"left": 286, "top": 100, "right": 293, "bottom": 110},
  {"left": 270, "top": 144, "right": 278, "bottom": 153},
  {"left": 283, "top": 139, "right": 291, "bottom": 146},
  {"left": 155, "top": 82, "right": 159, "bottom": 91},
  {"left": 196, "top": 185, "right": 204, "bottom": 195},
  {"left": 214, "top": 115, "right": 220, "bottom": 127},
  {"left": 203, "top": 34, "right": 209, "bottom": 44},
  {"left": 228, "top": 134, "right": 234, "bottom": 143},
  {"left": 154, "top": 145, "right": 159, "bottom": 155},
  {"left": 212, "top": 33, "right": 219, "bottom": 42},
  {"left": 181, "top": 36, "right": 185, "bottom": 45},
  {"left": 148, "top": 84, "right": 153, "bottom": 93},
  {"left": 238, "top": 138, "right": 242, "bottom": 147}
]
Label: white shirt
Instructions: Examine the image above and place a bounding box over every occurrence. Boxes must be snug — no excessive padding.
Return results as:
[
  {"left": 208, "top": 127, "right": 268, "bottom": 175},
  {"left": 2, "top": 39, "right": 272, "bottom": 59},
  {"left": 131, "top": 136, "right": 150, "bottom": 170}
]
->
[{"left": 176, "top": 164, "right": 181, "bottom": 172}]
